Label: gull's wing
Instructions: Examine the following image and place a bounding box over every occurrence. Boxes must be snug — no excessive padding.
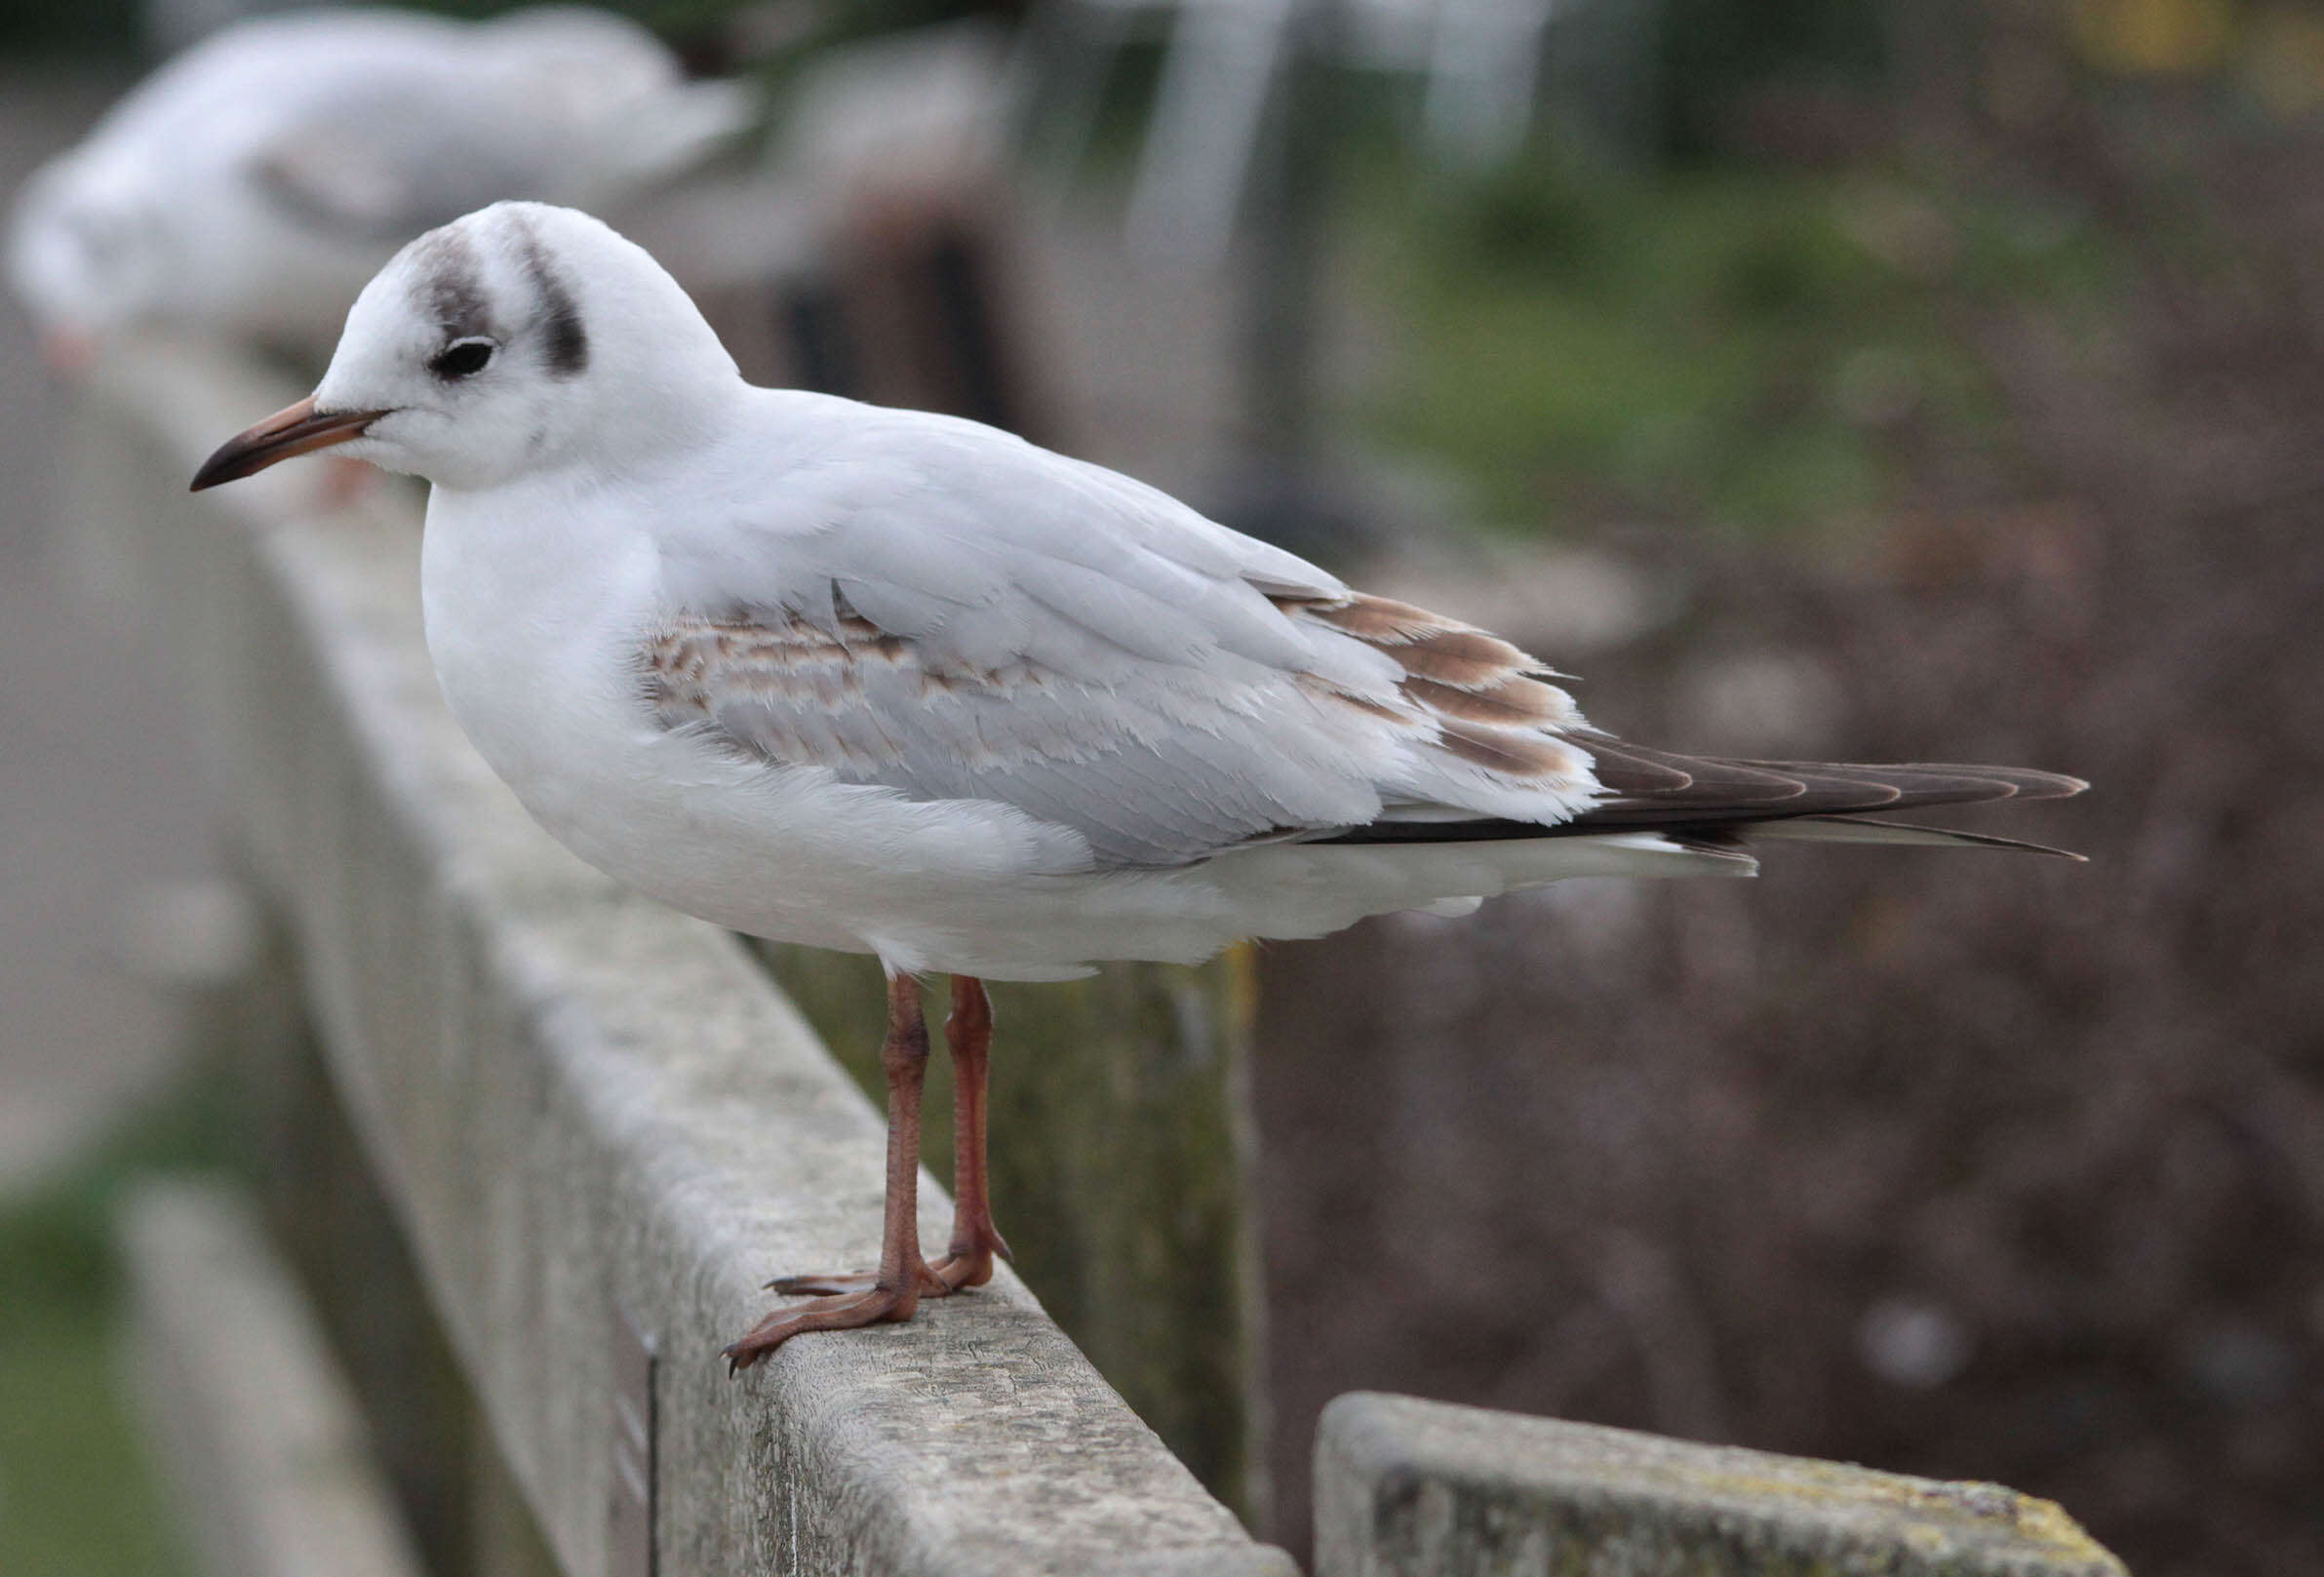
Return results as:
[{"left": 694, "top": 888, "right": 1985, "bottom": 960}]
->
[
  {"left": 249, "top": 107, "right": 554, "bottom": 241},
  {"left": 642, "top": 405, "right": 1603, "bottom": 867},
  {"left": 644, "top": 400, "right": 2085, "bottom": 870},
  {"left": 248, "top": 70, "right": 747, "bottom": 243}
]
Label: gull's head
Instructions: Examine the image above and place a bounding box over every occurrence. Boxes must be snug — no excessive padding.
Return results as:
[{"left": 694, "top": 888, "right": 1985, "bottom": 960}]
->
[
  {"left": 9, "top": 154, "right": 167, "bottom": 361},
  {"left": 193, "top": 201, "right": 739, "bottom": 493}
]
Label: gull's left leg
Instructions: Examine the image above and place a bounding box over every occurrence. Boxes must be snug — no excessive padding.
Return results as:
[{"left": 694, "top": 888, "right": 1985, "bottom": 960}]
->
[
  {"left": 725, "top": 971, "right": 936, "bottom": 1371},
  {"left": 926, "top": 975, "right": 1013, "bottom": 1289}
]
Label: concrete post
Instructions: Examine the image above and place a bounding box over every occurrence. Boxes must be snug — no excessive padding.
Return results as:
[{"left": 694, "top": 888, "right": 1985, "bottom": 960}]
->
[{"left": 1316, "top": 1392, "right": 2128, "bottom": 1577}]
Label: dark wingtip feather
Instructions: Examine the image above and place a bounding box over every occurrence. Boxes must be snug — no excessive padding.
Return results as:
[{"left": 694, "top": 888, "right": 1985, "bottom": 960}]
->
[
  {"left": 1743, "top": 815, "right": 2088, "bottom": 859},
  {"left": 1562, "top": 745, "right": 2090, "bottom": 831},
  {"left": 1313, "top": 748, "right": 2089, "bottom": 853},
  {"left": 1736, "top": 762, "right": 2090, "bottom": 803}
]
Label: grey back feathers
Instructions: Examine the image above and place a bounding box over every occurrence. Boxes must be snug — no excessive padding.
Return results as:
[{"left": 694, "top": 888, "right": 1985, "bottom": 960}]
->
[{"left": 634, "top": 412, "right": 2083, "bottom": 869}]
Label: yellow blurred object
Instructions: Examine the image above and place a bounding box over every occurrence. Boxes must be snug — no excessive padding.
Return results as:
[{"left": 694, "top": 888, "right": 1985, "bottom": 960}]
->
[
  {"left": 2241, "top": 7, "right": 2324, "bottom": 117},
  {"left": 2070, "top": 0, "right": 2238, "bottom": 75}
]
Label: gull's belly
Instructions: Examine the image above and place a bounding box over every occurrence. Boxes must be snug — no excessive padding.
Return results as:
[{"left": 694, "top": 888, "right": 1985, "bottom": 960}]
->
[
  {"left": 506, "top": 723, "right": 1088, "bottom": 960},
  {"left": 423, "top": 608, "right": 1648, "bottom": 980},
  {"left": 426, "top": 611, "right": 1064, "bottom": 957}
]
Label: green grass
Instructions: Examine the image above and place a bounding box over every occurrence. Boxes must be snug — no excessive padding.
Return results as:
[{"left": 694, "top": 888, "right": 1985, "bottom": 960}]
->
[
  {"left": 0, "top": 1330, "right": 186, "bottom": 1576},
  {"left": 0, "top": 1073, "right": 237, "bottom": 1577},
  {"left": 1359, "top": 150, "right": 2125, "bottom": 534}
]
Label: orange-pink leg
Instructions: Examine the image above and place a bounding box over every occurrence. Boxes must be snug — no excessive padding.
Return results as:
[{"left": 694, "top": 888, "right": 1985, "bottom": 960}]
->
[
  {"left": 927, "top": 975, "right": 1011, "bottom": 1289},
  {"left": 724, "top": 972, "right": 934, "bottom": 1372},
  {"left": 762, "top": 975, "right": 1011, "bottom": 1303}
]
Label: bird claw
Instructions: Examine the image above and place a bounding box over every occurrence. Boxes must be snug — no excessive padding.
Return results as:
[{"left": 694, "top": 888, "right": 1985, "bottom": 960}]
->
[
  {"left": 765, "top": 1268, "right": 868, "bottom": 1295},
  {"left": 925, "top": 1221, "right": 1013, "bottom": 1290},
  {"left": 724, "top": 1283, "right": 919, "bottom": 1373},
  {"left": 767, "top": 1262, "right": 950, "bottom": 1298},
  {"left": 765, "top": 1216, "right": 1011, "bottom": 1299}
]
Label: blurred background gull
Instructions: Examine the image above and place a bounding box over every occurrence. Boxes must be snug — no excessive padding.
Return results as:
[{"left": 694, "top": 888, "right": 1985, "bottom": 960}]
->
[
  {"left": 7, "top": 6, "right": 756, "bottom": 363},
  {"left": 1, "top": 1, "right": 2319, "bottom": 1574}
]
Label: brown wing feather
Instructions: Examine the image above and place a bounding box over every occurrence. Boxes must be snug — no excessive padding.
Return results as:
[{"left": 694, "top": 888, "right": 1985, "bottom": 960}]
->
[
  {"left": 1275, "top": 591, "right": 1589, "bottom": 791},
  {"left": 656, "top": 588, "right": 2086, "bottom": 859},
  {"left": 1273, "top": 590, "right": 2083, "bottom": 848}
]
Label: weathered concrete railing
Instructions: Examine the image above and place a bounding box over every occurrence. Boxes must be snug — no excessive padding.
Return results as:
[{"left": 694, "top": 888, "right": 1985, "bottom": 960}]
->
[
  {"left": 88, "top": 337, "right": 2130, "bottom": 1577},
  {"left": 88, "top": 336, "right": 1292, "bottom": 1577},
  {"left": 756, "top": 943, "right": 1268, "bottom": 1516},
  {"left": 1315, "top": 1394, "right": 2128, "bottom": 1577},
  {"left": 119, "top": 1177, "right": 430, "bottom": 1577}
]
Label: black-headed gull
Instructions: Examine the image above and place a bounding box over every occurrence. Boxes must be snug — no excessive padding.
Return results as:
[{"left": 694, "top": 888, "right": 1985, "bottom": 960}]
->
[
  {"left": 10, "top": 8, "right": 750, "bottom": 360},
  {"left": 191, "top": 202, "right": 2084, "bottom": 1368}
]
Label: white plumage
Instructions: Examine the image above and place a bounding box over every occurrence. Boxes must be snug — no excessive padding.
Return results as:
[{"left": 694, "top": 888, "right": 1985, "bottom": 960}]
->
[
  {"left": 195, "top": 201, "right": 2082, "bottom": 980},
  {"left": 191, "top": 203, "right": 2082, "bottom": 1361},
  {"left": 9, "top": 9, "right": 750, "bottom": 350}
]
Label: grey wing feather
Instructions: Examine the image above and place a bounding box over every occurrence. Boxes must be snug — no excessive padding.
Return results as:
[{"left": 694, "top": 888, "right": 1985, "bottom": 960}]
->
[
  {"left": 251, "top": 102, "right": 549, "bottom": 239},
  {"left": 645, "top": 414, "right": 1604, "bottom": 866},
  {"left": 640, "top": 611, "right": 1398, "bottom": 866},
  {"left": 644, "top": 410, "right": 2087, "bottom": 869}
]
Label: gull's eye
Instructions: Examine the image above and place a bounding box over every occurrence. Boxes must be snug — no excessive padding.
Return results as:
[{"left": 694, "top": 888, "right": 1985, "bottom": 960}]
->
[{"left": 428, "top": 337, "right": 496, "bottom": 379}]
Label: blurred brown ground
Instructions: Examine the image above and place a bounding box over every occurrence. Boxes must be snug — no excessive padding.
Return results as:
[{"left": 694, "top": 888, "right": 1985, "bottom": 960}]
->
[{"left": 1254, "top": 39, "right": 2324, "bottom": 1577}]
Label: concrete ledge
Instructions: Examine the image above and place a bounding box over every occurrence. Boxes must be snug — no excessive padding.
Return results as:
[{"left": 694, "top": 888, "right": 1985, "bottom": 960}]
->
[
  {"left": 1315, "top": 1393, "right": 2127, "bottom": 1577},
  {"left": 91, "top": 340, "right": 1293, "bottom": 1577},
  {"left": 117, "top": 1177, "right": 428, "bottom": 1577}
]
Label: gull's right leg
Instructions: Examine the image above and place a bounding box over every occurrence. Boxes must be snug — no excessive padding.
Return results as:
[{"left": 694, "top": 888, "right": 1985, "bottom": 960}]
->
[{"left": 725, "top": 970, "right": 935, "bottom": 1372}]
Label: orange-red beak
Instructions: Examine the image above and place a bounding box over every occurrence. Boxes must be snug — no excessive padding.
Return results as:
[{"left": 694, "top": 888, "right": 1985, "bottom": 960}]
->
[{"left": 190, "top": 397, "right": 386, "bottom": 492}]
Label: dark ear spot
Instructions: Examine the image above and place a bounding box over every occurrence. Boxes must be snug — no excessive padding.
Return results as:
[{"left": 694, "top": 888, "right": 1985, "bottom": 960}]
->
[
  {"left": 411, "top": 228, "right": 493, "bottom": 340},
  {"left": 512, "top": 218, "right": 588, "bottom": 377},
  {"left": 536, "top": 274, "right": 588, "bottom": 376}
]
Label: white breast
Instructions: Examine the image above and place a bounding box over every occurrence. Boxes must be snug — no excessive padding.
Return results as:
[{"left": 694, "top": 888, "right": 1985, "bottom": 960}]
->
[
  {"left": 420, "top": 485, "right": 653, "bottom": 817},
  {"left": 415, "top": 482, "right": 1097, "bottom": 965}
]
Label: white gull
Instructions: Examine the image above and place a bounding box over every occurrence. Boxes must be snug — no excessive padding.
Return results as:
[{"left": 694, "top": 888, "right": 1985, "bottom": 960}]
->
[
  {"left": 10, "top": 8, "right": 750, "bottom": 358},
  {"left": 192, "top": 202, "right": 2084, "bottom": 1366}
]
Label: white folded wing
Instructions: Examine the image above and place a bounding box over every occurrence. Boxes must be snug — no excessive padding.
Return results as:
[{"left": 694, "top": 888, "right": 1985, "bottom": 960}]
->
[{"left": 644, "top": 400, "right": 1605, "bottom": 869}]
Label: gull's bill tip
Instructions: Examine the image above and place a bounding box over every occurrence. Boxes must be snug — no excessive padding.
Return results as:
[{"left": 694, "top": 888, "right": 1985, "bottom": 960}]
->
[{"left": 190, "top": 397, "right": 385, "bottom": 492}]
